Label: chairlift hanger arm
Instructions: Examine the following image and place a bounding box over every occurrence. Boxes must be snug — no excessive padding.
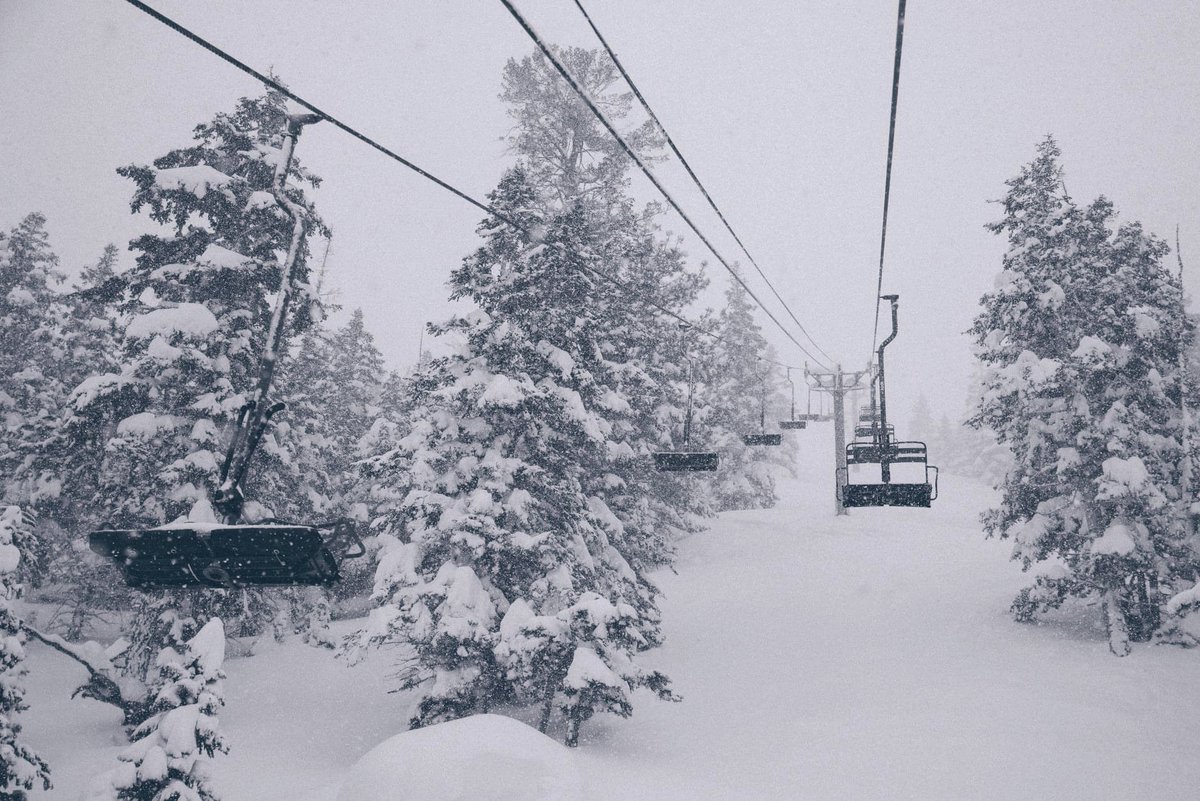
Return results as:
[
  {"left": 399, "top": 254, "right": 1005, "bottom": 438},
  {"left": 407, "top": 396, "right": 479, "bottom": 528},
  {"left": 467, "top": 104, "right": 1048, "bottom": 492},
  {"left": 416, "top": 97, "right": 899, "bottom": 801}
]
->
[{"left": 213, "top": 114, "right": 321, "bottom": 523}]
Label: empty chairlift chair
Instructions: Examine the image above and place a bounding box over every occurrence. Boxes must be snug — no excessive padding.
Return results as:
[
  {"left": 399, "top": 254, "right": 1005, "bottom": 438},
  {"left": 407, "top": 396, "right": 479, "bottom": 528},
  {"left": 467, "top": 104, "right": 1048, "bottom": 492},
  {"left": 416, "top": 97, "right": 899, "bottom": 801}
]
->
[
  {"left": 854, "top": 421, "right": 894, "bottom": 441},
  {"left": 779, "top": 367, "right": 819, "bottom": 430},
  {"left": 743, "top": 358, "right": 783, "bottom": 446},
  {"left": 836, "top": 295, "right": 939, "bottom": 508},
  {"left": 654, "top": 336, "right": 719, "bottom": 472},
  {"left": 89, "top": 114, "right": 364, "bottom": 588},
  {"left": 840, "top": 439, "right": 939, "bottom": 507}
]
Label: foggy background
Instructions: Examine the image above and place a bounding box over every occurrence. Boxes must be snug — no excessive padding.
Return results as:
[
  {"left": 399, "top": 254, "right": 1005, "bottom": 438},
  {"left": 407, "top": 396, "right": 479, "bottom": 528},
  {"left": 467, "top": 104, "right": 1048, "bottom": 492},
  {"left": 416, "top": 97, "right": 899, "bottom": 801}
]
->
[{"left": 2, "top": 0, "right": 1197, "bottom": 422}]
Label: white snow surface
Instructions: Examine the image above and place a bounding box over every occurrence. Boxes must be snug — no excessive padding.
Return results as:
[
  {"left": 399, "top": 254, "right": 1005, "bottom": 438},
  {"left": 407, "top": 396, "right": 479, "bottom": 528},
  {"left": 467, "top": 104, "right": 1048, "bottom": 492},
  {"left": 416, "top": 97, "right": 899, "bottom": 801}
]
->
[
  {"left": 198, "top": 243, "right": 253, "bottom": 270},
  {"left": 1072, "top": 335, "right": 1112, "bottom": 361},
  {"left": 125, "top": 303, "right": 218, "bottom": 340},
  {"left": 564, "top": 645, "right": 621, "bottom": 690},
  {"left": 152, "top": 165, "right": 232, "bottom": 198},
  {"left": 336, "top": 714, "right": 581, "bottom": 801},
  {"left": 21, "top": 443, "right": 1200, "bottom": 800},
  {"left": 1092, "top": 520, "right": 1140, "bottom": 556},
  {"left": 115, "top": 412, "right": 180, "bottom": 438},
  {"left": 188, "top": 618, "right": 226, "bottom": 676}
]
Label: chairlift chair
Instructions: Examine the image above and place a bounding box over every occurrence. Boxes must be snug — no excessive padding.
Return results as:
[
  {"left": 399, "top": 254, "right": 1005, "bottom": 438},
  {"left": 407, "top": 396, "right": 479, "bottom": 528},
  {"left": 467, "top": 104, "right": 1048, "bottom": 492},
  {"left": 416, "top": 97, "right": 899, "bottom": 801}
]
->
[
  {"left": 778, "top": 367, "right": 811, "bottom": 430},
  {"left": 839, "top": 440, "right": 939, "bottom": 507},
  {"left": 742, "top": 358, "right": 783, "bottom": 446},
  {"left": 814, "top": 389, "right": 834, "bottom": 423},
  {"left": 836, "top": 295, "right": 938, "bottom": 509},
  {"left": 88, "top": 114, "right": 365, "bottom": 588},
  {"left": 654, "top": 328, "right": 719, "bottom": 472},
  {"left": 89, "top": 519, "right": 364, "bottom": 589},
  {"left": 854, "top": 422, "right": 894, "bottom": 440}
]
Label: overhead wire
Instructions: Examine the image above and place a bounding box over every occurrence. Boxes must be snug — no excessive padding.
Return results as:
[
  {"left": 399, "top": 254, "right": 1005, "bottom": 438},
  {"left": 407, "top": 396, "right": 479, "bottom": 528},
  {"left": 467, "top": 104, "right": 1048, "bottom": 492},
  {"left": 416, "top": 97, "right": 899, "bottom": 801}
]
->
[
  {"left": 116, "top": 0, "right": 761, "bottom": 364},
  {"left": 498, "top": 0, "right": 833, "bottom": 370},
  {"left": 868, "top": 0, "right": 908, "bottom": 366},
  {"left": 570, "top": 0, "right": 837, "bottom": 367},
  {"left": 123, "top": 0, "right": 830, "bottom": 375}
]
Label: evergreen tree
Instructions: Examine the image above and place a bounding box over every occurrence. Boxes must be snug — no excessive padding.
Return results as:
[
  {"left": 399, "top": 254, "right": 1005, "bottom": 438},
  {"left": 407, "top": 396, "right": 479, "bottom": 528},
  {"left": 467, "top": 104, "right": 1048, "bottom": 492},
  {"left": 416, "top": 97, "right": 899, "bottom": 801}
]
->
[
  {"left": 0, "top": 214, "right": 72, "bottom": 527},
  {"left": 89, "top": 618, "right": 227, "bottom": 801},
  {"left": 277, "top": 308, "right": 386, "bottom": 518},
  {"left": 71, "top": 87, "right": 327, "bottom": 530},
  {"left": 0, "top": 507, "right": 51, "bottom": 799},
  {"left": 704, "top": 277, "right": 794, "bottom": 512},
  {"left": 969, "top": 137, "right": 1195, "bottom": 653},
  {"left": 500, "top": 47, "right": 662, "bottom": 222},
  {"left": 55, "top": 89, "right": 331, "bottom": 673},
  {"left": 500, "top": 46, "right": 708, "bottom": 571},
  {"left": 38, "top": 244, "right": 130, "bottom": 640},
  {"left": 355, "top": 171, "right": 673, "bottom": 743}
]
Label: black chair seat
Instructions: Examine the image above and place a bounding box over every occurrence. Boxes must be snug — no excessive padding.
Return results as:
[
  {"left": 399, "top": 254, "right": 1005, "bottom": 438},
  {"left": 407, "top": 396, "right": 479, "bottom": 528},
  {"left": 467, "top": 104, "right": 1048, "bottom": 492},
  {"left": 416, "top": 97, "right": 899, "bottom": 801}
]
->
[
  {"left": 743, "top": 433, "right": 782, "bottom": 446},
  {"left": 653, "top": 451, "right": 719, "bottom": 472},
  {"left": 89, "top": 525, "right": 340, "bottom": 588},
  {"left": 779, "top": 420, "right": 808, "bottom": 430},
  {"left": 854, "top": 424, "right": 895, "bottom": 439},
  {"left": 841, "top": 483, "right": 933, "bottom": 508}
]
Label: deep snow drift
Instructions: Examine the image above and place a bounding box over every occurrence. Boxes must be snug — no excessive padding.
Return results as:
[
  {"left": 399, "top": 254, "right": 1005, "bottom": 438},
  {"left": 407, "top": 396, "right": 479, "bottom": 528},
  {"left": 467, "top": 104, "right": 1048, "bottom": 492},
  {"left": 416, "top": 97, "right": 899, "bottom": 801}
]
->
[
  {"left": 337, "top": 714, "right": 580, "bottom": 801},
  {"left": 20, "top": 437, "right": 1200, "bottom": 800}
]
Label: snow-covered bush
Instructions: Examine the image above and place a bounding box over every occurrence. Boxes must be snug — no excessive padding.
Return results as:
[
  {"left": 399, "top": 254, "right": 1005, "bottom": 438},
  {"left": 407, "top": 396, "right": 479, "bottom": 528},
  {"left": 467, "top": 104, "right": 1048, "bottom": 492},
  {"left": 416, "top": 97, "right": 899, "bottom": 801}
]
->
[
  {"left": 0, "top": 506, "right": 51, "bottom": 798},
  {"left": 1156, "top": 582, "right": 1200, "bottom": 647},
  {"left": 89, "top": 618, "right": 227, "bottom": 801}
]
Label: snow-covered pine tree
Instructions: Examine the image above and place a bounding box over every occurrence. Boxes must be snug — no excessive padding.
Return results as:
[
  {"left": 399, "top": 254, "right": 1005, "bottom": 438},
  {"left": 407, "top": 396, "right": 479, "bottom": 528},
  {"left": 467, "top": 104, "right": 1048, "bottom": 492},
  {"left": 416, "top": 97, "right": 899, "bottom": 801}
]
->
[
  {"left": 0, "top": 214, "right": 72, "bottom": 559},
  {"left": 500, "top": 46, "right": 710, "bottom": 572},
  {"left": 279, "top": 308, "right": 386, "bottom": 517},
  {"left": 37, "top": 244, "right": 131, "bottom": 640},
  {"left": 969, "top": 137, "right": 1195, "bottom": 653},
  {"left": 500, "top": 47, "right": 662, "bottom": 222},
  {"left": 704, "top": 276, "right": 794, "bottom": 511},
  {"left": 355, "top": 169, "right": 673, "bottom": 743},
  {"left": 74, "top": 87, "right": 327, "bottom": 529},
  {"left": 0, "top": 506, "right": 51, "bottom": 799},
  {"left": 60, "top": 88, "right": 330, "bottom": 672},
  {"left": 89, "top": 618, "right": 227, "bottom": 801},
  {"left": 271, "top": 307, "right": 389, "bottom": 639}
]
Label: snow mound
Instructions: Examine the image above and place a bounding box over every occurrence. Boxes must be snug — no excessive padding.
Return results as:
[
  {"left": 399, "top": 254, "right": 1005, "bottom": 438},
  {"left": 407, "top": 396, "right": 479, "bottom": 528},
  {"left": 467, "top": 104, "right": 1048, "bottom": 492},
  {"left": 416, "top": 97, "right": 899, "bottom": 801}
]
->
[
  {"left": 153, "top": 165, "right": 232, "bottom": 198},
  {"left": 335, "top": 714, "right": 582, "bottom": 801},
  {"left": 126, "top": 303, "right": 218, "bottom": 340},
  {"left": 1092, "top": 521, "right": 1139, "bottom": 556},
  {"left": 1072, "top": 335, "right": 1111, "bottom": 361}
]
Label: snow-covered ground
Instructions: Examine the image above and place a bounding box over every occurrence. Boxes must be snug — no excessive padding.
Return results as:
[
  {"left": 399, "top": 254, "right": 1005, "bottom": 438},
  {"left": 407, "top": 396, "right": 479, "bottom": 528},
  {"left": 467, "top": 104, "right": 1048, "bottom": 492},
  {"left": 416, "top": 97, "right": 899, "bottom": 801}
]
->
[{"left": 22, "top": 437, "right": 1200, "bottom": 800}]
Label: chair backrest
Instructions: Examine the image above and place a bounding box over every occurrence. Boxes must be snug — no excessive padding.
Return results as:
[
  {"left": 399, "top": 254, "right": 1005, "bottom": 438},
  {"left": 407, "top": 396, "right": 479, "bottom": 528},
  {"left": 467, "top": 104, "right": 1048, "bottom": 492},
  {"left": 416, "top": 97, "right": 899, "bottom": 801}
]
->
[
  {"left": 854, "top": 423, "right": 895, "bottom": 439},
  {"left": 845, "top": 440, "right": 928, "bottom": 466}
]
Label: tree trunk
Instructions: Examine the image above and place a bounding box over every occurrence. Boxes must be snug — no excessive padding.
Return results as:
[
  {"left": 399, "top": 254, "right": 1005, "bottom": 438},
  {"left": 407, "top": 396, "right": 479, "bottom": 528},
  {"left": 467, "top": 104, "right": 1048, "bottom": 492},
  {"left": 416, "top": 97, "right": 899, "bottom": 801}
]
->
[
  {"left": 538, "top": 686, "right": 554, "bottom": 734},
  {"left": 1103, "top": 590, "right": 1131, "bottom": 657},
  {"left": 1121, "top": 572, "right": 1160, "bottom": 643}
]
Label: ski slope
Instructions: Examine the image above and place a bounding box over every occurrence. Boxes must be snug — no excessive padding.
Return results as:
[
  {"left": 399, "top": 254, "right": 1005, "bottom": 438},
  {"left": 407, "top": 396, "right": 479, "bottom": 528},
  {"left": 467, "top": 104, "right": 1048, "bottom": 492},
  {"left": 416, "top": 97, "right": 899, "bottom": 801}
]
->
[{"left": 23, "top": 439, "right": 1200, "bottom": 800}]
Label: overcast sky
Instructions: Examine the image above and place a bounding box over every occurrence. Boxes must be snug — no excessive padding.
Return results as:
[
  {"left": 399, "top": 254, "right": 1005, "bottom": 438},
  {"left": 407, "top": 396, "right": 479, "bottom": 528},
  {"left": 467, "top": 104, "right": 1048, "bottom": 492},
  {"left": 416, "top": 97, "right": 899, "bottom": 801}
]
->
[{"left": 2, "top": 0, "right": 1197, "bottom": 423}]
